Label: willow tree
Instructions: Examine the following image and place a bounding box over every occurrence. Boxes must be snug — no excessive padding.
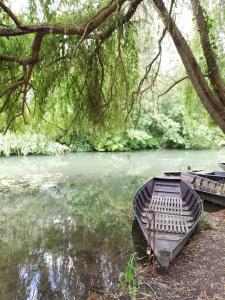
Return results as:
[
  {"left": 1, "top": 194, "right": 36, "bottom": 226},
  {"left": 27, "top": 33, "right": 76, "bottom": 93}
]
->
[{"left": 0, "top": 0, "right": 224, "bottom": 134}]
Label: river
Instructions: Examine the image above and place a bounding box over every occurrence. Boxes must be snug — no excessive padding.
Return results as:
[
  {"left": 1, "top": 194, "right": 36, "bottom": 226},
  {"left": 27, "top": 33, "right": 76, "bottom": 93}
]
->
[{"left": 0, "top": 149, "right": 224, "bottom": 299}]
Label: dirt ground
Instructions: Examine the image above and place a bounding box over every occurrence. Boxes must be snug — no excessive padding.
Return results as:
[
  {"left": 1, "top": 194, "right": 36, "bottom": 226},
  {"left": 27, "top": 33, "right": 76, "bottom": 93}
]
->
[{"left": 136, "top": 209, "right": 225, "bottom": 300}]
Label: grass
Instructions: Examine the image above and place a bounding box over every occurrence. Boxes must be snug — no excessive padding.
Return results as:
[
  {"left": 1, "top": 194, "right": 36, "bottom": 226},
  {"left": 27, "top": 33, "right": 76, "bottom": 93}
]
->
[
  {"left": 119, "top": 253, "right": 138, "bottom": 299},
  {"left": 199, "top": 211, "right": 213, "bottom": 231}
]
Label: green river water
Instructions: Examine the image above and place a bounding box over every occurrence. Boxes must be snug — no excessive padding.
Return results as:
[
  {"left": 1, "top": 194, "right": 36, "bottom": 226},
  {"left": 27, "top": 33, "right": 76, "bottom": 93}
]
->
[{"left": 0, "top": 149, "right": 224, "bottom": 299}]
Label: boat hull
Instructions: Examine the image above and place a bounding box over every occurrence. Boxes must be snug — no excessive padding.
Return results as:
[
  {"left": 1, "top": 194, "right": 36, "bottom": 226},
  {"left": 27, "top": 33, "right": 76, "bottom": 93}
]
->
[{"left": 133, "top": 177, "right": 203, "bottom": 268}]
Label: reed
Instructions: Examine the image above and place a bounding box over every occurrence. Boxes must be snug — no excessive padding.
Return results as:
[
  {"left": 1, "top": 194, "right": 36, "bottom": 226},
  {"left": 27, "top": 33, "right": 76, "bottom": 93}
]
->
[{"left": 120, "top": 253, "right": 138, "bottom": 299}]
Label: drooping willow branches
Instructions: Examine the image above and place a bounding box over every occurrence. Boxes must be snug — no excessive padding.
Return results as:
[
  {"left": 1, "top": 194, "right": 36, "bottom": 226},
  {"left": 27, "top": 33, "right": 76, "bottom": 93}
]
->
[
  {"left": 0, "top": 0, "right": 143, "bottom": 133},
  {"left": 0, "top": 0, "right": 225, "bottom": 135}
]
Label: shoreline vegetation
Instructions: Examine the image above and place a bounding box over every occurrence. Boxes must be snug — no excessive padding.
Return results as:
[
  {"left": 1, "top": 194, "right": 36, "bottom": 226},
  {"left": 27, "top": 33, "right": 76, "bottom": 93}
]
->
[
  {"left": 0, "top": 109, "right": 225, "bottom": 156},
  {"left": 0, "top": 125, "right": 224, "bottom": 157}
]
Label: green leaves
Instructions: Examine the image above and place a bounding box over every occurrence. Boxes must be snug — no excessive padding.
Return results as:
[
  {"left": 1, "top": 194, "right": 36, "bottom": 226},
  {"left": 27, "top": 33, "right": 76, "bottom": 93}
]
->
[
  {"left": 91, "top": 129, "right": 159, "bottom": 152},
  {"left": 120, "top": 253, "right": 138, "bottom": 299}
]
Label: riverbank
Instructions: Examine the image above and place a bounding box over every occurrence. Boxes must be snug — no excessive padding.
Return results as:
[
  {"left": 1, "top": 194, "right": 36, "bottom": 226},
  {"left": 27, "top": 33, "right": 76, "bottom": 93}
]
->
[
  {"left": 111, "top": 209, "right": 225, "bottom": 300},
  {"left": 137, "top": 209, "right": 225, "bottom": 300}
]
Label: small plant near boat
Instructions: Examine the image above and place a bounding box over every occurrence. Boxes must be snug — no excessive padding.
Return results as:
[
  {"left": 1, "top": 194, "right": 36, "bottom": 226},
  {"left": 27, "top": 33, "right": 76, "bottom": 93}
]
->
[
  {"left": 119, "top": 253, "right": 138, "bottom": 299},
  {"left": 200, "top": 212, "right": 213, "bottom": 230}
]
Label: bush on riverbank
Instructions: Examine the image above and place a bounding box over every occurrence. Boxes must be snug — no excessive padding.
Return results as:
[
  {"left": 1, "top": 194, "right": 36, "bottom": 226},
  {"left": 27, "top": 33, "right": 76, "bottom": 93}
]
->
[
  {"left": 68, "top": 113, "right": 224, "bottom": 152},
  {"left": 0, "top": 132, "right": 68, "bottom": 156}
]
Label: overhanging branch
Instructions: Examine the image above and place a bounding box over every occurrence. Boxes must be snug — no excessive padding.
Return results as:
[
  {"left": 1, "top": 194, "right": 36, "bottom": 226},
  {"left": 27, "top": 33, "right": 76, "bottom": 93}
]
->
[
  {"left": 158, "top": 76, "right": 189, "bottom": 99},
  {"left": 96, "top": 0, "right": 143, "bottom": 47},
  {"left": 0, "top": 0, "right": 128, "bottom": 37}
]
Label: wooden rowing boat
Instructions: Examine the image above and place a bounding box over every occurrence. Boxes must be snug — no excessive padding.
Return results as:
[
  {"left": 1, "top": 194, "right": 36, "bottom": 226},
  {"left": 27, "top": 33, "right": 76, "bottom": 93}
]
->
[
  {"left": 133, "top": 177, "right": 203, "bottom": 268},
  {"left": 190, "top": 170, "right": 225, "bottom": 183},
  {"left": 164, "top": 171, "right": 225, "bottom": 207}
]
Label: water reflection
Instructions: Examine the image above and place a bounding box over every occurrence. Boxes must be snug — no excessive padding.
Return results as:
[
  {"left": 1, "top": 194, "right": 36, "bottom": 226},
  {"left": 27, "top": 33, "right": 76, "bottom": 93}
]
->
[
  {"left": 10, "top": 220, "right": 132, "bottom": 299},
  {"left": 132, "top": 219, "right": 148, "bottom": 261},
  {"left": 0, "top": 175, "right": 139, "bottom": 299}
]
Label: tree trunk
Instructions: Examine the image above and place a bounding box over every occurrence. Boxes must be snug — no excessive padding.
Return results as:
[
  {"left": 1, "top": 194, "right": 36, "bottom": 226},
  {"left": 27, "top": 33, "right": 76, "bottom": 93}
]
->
[
  {"left": 191, "top": 0, "right": 225, "bottom": 105},
  {"left": 152, "top": 0, "right": 225, "bottom": 133}
]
